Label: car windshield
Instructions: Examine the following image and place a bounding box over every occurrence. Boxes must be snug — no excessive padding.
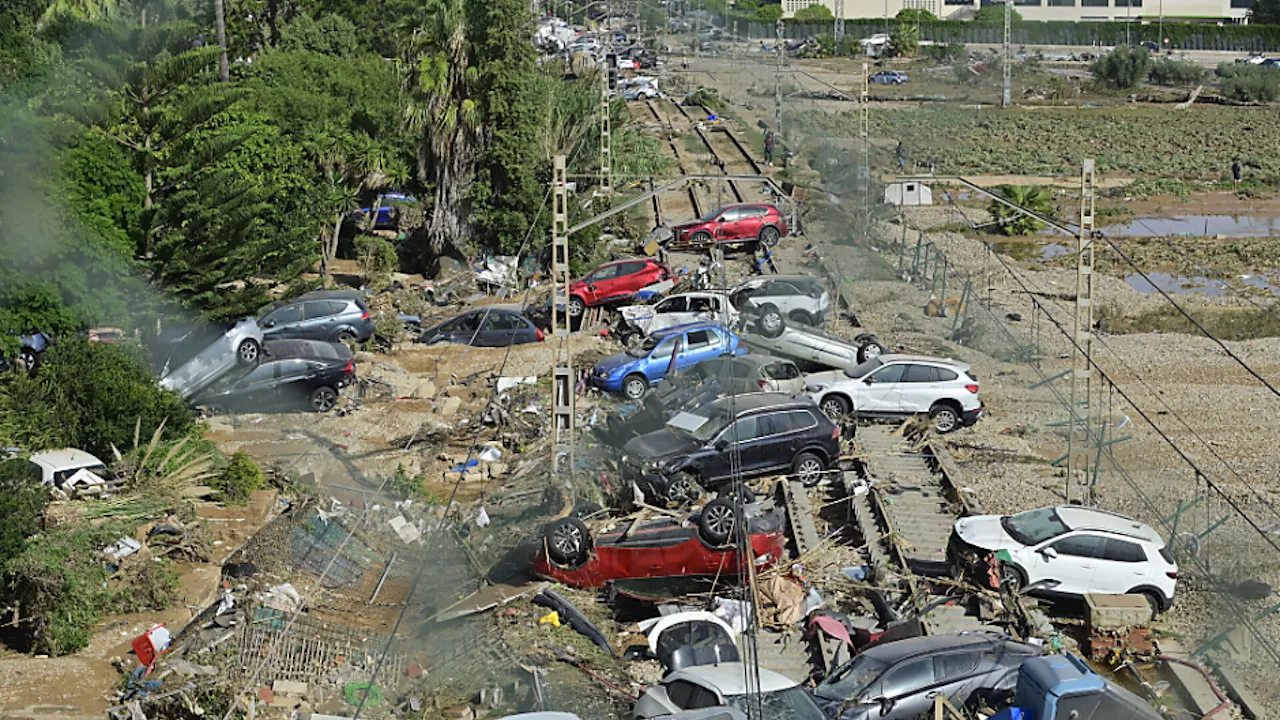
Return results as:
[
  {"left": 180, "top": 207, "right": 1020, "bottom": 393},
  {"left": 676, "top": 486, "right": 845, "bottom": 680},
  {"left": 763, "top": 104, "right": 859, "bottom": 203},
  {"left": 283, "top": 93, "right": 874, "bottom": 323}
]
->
[
  {"left": 1002, "top": 507, "right": 1070, "bottom": 545},
  {"left": 844, "top": 357, "right": 884, "bottom": 379},
  {"left": 697, "top": 207, "right": 724, "bottom": 222},
  {"left": 727, "top": 686, "right": 826, "bottom": 720},
  {"left": 628, "top": 335, "right": 662, "bottom": 358},
  {"left": 667, "top": 407, "right": 730, "bottom": 443},
  {"left": 814, "top": 655, "right": 889, "bottom": 701}
]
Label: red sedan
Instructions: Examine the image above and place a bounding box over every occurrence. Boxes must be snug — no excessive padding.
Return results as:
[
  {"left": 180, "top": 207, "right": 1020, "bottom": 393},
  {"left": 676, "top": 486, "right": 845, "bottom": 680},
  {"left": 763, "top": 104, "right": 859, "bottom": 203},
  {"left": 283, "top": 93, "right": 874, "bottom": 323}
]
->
[
  {"left": 568, "top": 258, "right": 671, "bottom": 318},
  {"left": 670, "top": 203, "right": 788, "bottom": 251},
  {"left": 532, "top": 499, "right": 787, "bottom": 588}
]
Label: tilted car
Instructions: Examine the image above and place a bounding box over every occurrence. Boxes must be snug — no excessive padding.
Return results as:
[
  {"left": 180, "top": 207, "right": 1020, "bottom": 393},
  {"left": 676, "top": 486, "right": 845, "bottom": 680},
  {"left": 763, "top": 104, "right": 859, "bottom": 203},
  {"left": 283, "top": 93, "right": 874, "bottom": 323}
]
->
[
  {"left": 418, "top": 308, "right": 543, "bottom": 347},
  {"left": 191, "top": 339, "right": 355, "bottom": 413},
  {"left": 744, "top": 320, "right": 886, "bottom": 371},
  {"left": 812, "top": 631, "right": 1042, "bottom": 720},
  {"left": 730, "top": 275, "right": 830, "bottom": 334},
  {"left": 950, "top": 506, "right": 1178, "bottom": 618},
  {"left": 669, "top": 203, "right": 789, "bottom": 251},
  {"left": 257, "top": 290, "right": 375, "bottom": 344},
  {"left": 600, "top": 355, "right": 807, "bottom": 446},
  {"left": 617, "top": 292, "right": 739, "bottom": 343},
  {"left": 804, "top": 354, "right": 982, "bottom": 434},
  {"left": 620, "top": 392, "right": 841, "bottom": 503},
  {"left": 159, "top": 318, "right": 265, "bottom": 399},
  {"left": 568, "top": 257, "right": 672, "bottom": 318},
  {"left": 533, "top": 498, "right": 786, "bottom": 588},
  {"left": 628, "top": 662, "right": 826, "bottom": 720},
  {"left": 29, "top": 448, "right": 110, "bottom": 491},
  {"left": 590, "top": 323, "right": 745, "bottom": 400}
]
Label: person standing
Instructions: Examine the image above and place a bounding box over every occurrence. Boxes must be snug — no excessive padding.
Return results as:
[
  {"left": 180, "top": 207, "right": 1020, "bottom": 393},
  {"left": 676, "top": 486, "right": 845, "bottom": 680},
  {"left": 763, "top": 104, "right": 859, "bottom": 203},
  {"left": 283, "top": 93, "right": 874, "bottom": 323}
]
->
[
  {"left": 1232, "top": 159, "right": 1242, "bottom": 186},
  {"left": 764, "top": 130, "right": 776, "bottom": 166},
  {"left": 896, "top": 141, "right": 908, "bottom": 171}
]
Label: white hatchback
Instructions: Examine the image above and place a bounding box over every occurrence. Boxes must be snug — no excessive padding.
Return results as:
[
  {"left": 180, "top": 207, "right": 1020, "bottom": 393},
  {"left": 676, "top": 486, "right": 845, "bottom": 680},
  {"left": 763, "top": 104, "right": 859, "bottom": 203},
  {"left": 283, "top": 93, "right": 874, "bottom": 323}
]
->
[
  {"left": 952, "top": 506, "right": 1178, "bottom": 618},
  {"left": 804, "top": 354, "right": 982, "bottom": 433}
]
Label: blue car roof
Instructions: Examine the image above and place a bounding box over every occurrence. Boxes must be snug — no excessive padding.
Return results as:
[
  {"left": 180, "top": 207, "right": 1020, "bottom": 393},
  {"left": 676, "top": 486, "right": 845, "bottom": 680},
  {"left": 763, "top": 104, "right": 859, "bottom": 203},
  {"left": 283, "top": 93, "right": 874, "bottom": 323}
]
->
[{"left": 652, "top": 321, "right": 733, "bottom": 337}]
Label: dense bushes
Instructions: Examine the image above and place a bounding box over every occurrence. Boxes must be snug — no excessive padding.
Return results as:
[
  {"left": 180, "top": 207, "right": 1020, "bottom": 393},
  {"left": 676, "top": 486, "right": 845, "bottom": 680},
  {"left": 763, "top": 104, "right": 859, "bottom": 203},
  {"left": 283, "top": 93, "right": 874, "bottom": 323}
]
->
[
  {"left": 1148, "top": 58, "right": 1208, "bottom": 86},
  {"left": 0, "top": 459, "right": 47, "bottom": 560},
  {"left": 1216, "top": 63, "right": 1280, "bottom": 101},
  {"left": 1091, "top": 46, "right": 1153, "bottom": 89},
  {"left": 213, "top": 451, "right": 264, "bottom": 504},
  {"left": 0, "top": 340, "right": 194, "bottom": 459}
]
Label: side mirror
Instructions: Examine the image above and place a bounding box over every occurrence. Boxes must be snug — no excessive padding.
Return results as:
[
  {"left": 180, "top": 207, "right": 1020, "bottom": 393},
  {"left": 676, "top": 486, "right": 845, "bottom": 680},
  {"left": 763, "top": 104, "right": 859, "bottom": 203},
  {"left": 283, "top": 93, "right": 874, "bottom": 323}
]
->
[
  {"left": 714, "top": 439, "right": 729, "bottom": 452},
  {"left": 263, "top": 320, "right": 276, "bottom": 329},
  {"left": 1041, "top": 546, "right": 1059, "bottom": 560},
  {"left": 875, "top": 697, "right": 895, "bottom": 715},
  {"left": 862, "top": 376, "right": 874, "bottom": 385}
]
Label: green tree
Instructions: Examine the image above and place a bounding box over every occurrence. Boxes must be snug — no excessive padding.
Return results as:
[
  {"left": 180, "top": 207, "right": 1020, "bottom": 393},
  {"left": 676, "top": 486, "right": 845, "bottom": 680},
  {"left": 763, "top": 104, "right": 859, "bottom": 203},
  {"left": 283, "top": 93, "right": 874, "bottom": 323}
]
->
[
  {"left": 988, "top": 185, "right": 1053, "bottom": 236},
  {"left": 889, "top": 22, "right": 919, "bottom": 57},
  {"left": 1091, "top": 45, "right": 1153, "bottom": 89},
  {"left": 973, "top": 4, "right": 1020, "bottom": 22},
  {"left": 38, "top": 0, "right": 119, "bottom": 29},
  {"left": 895, "top": 8, "right": 936, "bottom": 21},
  {"left": 793, "top": 4, "right": 834, "bottom": 21},
  {"left": 214, "top": 451, "right": 264, "bottom": 503},
  {"left": 0, "top": 460, "right": 47, "bottom": 561},
  {"left": 736, "top": 0, "right": 759, "bottom": 11},
  {"left": 756, "top": 4, "right": 783, "bottom": 22},
  {"left": 1250, "top": 0, "right": 1280, "bottom": 25}
]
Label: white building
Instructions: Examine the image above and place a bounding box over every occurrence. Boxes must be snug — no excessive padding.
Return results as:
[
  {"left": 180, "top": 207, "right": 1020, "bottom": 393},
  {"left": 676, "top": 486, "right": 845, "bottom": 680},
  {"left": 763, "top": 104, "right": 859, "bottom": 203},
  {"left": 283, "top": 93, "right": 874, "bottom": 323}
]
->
[
  {"left": 782, "top": 0, "right": 1249, "bottom": 23},
  {"left": 884, "top": 181, "right": 933, "bottom": 207}
]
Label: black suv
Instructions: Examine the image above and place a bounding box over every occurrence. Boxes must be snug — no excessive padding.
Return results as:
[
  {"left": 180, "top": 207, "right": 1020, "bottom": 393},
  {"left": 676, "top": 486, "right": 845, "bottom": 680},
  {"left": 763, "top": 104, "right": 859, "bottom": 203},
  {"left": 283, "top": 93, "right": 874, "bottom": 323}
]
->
[
  {"left": 191, "top": 339, "right": 356, "bottom": 413},
  {"left": 620, "top": 392, "right": 841, "bottom": 503}
]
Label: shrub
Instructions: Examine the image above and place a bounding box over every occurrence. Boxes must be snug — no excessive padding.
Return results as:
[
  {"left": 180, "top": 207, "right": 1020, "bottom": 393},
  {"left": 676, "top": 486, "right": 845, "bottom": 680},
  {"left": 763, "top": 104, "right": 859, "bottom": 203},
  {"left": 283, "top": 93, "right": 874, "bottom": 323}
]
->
[
  {"left": 1091, "top": 46, "right": 1153, "bottom": 89},
  {"left": 794, "top": 4, "right": 833, "bottom": 21},
  {"left": 0, "top": 459, "right": 47, "bottom": 560},
  {"left": 1148, "top": 58, "right": 1208, "bottom": 86},
  {"left": 988, "top": 185, "right": 1053, "bottom": 236},
  {"left": 353, "top": 234, "right": 399, "bottom": 289},
  {"left": 896, "top": 8, "right": 937, "bottom": 22},
  {"left": 889, "top": 23, "right": 919, "bottom": 58},
  {"left": 1221, "top": 65, "right": 1280, "bottom": 102},
  {"left": 927, "top": 42, "right": 966, "bottom": 64},
  {"left": 213, "top": 451, "right": 263, "bottom": 504}
]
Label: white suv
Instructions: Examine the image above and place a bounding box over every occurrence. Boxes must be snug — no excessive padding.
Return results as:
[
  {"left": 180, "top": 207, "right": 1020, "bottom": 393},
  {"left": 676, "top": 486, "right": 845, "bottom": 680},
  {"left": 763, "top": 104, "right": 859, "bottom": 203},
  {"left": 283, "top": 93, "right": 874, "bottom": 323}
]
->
[
  {"left": 803, "top": 354, "right": 982, "bottom": 433},
  {"left": 730, "top": 275, "right": 831, "bottom": 336},
  {"left": 952, "top": 506, "right": 1178, "bottom": 618}
]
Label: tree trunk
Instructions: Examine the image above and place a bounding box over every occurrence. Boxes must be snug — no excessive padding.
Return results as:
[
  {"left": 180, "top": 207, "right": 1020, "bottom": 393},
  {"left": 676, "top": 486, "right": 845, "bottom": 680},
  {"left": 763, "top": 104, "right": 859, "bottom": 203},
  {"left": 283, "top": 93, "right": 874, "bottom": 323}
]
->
[
  {"left": 214, "top": 0, "right": 229, "bottom": 82},
  {"left": 331, "top": 215, "right": 343, "bottom": 263},
  {"left": 365, "top": 193, "right": 384, "bottom": 234},
  {"left": 142, "top": 135, "right": 153, "bottom": 257}
]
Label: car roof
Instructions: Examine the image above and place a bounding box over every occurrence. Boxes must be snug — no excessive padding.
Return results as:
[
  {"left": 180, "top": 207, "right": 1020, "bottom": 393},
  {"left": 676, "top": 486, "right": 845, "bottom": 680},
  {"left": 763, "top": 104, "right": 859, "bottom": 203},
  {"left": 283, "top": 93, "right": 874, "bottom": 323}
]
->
[
  {"left": 876, "top": 354, "right": 971, "bottom": 373},
  {"left": 30, "top": 448, "right": 105, "bottom": 471},
  {"left": 730, "top": 354, "right": 794, "bottom": 369},
  {"left": 653, "top": 321, "right": 730, "bottom": 337},
  {"left": 858, "top": 631, "right": 1013, "bottom": 663},
  {"left": 667, "top": 662, "right": 795, "bottom": 695},
  {"left": 258, "top": 290, "right": 365, "bottom": 315},
  {"left": 1055, "top": 506, "right": 1163, "bottom": 544},
  {"left": 699, "top": 392, "right": 815, "bottom": 414}
]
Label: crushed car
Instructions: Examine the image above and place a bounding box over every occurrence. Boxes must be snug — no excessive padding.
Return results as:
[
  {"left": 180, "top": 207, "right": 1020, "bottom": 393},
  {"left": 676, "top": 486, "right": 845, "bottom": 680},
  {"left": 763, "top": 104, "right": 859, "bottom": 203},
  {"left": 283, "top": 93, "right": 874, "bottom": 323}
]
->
[
  {"left": 418, "top": 308, "right": 544, "bottom": 347},
  {"left": 158, "top": 318, "right": 264, "bottom": 399},
  {"left": 533, "top": 497, "right": 785, "bottom": 588},
  {"left": 590, "top": 322, "right": 745, "bottom": 401},
  {"left": 616, "top": 291, "right": 739, "bottom": 345},
  {"left": 629, "top": 661, "right": 826, "bottom": 720},
  {"left": 29, "top": 448, "right": 112, "bottom": 494},
  {"left": 257, "top": 290, "right": 375, "bottom": 344},
  {"left": 744, "top": 320, "right": 886, "bottom": 371},
  {"left": 731, "top": 275, "right": 830, "bottom": 334}
]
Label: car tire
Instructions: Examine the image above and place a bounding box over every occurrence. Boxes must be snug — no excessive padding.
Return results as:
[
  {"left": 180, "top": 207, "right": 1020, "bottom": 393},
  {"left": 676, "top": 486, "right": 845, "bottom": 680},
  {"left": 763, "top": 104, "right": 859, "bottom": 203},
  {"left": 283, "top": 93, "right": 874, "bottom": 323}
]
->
[
  {"left": 336, "top": 330, "right": 357, "bottom": 344},
  {"left": 666, "top": 471, "right": 702, "bottom": 505},
  {"left": 930, "top": 403, "right": 962, "bottom": 434},
  {"left": 623, "top": 373, "right": 648, "bottom": 400},
  {"left": 999, "top": 562, "right": 1026, "bottom": 594},
  {"left": 758, "top": 305, "right": 785, "bottom": 338},
  {"left": 568, "top": 296, "right": 586, "bottom": 318},
  {"left": 619, "top": 330, "right": 642, "bottom": 348},
  {"left": 819, "top": 395, "right": 851, "bottom": 420},
  {"left": 236, "top": 338, "right": 261, "bottom": 366},
  {"left": 698, "top": 497, "right": 739, "bottom": 546},
  {"left": 857, "top": 339, "right": 887, "bottom": 364},
  {"left": 691, "top": 231, "right": 712, "bottom": 246},
  {"left": 310, "top": 386, "right": 338, "bottom": 413},
  {"left": 1139, "top": 590, "right": 1164, "bottom": 620},
  {"left": 758, "top": 225, "right": 781, "bottom": 247},
  {"left": 791, "top": 451, "right": 826, "bottom": 487},
  {"left": 788, "top": 310, "right": 815, "bottom": 326},
  {"left": 545, "top": 516, "right": 591, "bottom": 566},
  {"left": 718, "top": 483, "right": 757, "bottom": 504},
  {"left": 17, "top": 349, "right": 38, "bottom": 373}
]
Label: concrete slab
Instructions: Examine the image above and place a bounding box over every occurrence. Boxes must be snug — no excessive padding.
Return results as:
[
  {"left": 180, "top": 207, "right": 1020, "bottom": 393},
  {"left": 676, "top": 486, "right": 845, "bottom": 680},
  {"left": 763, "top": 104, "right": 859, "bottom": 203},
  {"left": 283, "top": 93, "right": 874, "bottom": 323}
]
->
[{"left": 1159, "top": 657, "right": 1224, "bottom": 717}]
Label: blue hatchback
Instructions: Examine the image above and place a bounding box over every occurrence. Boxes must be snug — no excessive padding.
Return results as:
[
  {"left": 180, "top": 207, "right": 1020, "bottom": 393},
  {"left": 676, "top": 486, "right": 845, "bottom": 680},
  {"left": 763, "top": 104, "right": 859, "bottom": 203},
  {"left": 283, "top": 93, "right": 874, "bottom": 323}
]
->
[{"left": 590, "top": 322, "right": 746, "bottom": 400}]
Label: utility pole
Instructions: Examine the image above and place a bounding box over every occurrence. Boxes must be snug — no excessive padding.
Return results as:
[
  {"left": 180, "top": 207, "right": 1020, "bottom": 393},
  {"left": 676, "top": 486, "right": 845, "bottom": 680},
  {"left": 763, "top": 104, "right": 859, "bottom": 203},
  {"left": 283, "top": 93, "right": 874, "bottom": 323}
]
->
[
  {"left": 834, "top": 0, "right": 845, "bottom": 44},
  {"left": 550, "top": 155, "right": 575, "bottom": 483},
  {"left": 694, "top": 0, "right": 700, "bottom": 57},
  {"left": 1002, "top": 0, "right": 1012, "bottom": 108},
  {"left": 600, "top": 0, "right": 613, "bottom": 194},
  {"left": 214, "top": 0, "right": 228, "bottom": 82},
  {"left": 774, "top": 18, "right": 784, "bottom": 141},
  {"left": 1066, "top": 159, "right": 1097, "bottom": 506},
  {"left": 861, "top": 61, "right": 870, "bottom": 225}
]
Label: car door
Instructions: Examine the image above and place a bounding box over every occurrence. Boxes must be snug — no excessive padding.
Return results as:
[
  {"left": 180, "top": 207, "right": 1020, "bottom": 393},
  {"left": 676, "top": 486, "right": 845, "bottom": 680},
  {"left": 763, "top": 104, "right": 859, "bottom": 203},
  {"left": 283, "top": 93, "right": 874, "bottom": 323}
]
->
[
  {"left": 582, "top": 264, "right": 621, "bottom": 304},
  {"left": 676, "top": 329, "right": 718, "bottom": 370},
  {"left": 261, "top": 304, "right": 304, "bottom": 339},
  {"left": 272, "top": 358, "right": 319, "bottom": 407},
  {"left": 927, "top": 651, "right": 988, "bottom": 710},
  {"left": 1032, "top": 533, "right": 1105, "bottom": 595},
  {"left": 299, "top": 301, "right": 338, "bottom": 340},
  {"left": 898, "top": 364, "right": 940, "bottom": 413},
  {"left": 650, "top": 296, "right": 690, "bottom": 334},
  {"left": 755, "top": 411, "right": 806, "bottom": 474},
  {"left": 736, "top": 206, "right": 765, "bottom": 240},
  {"left": 645, "top": 334, "right": 681, "bottom": 381},
  {"left": 230, "top": 361, "right": 283, "bottom": 408},
  {"left": 706, "top": 413, "right": 761, "bottom": 481},
  {"left": 1095, "top": 537, "right": 1153, "bottom": 594},
  {"left": 854, "top": 363, "right": 906, "bottom": 413},
  {"left": 713, "top": 207, "right": 742, "bottom": 241},
  {"left": 449, "top": 313, "right": 483, "bottom": 344},
  {"left": 687, "top": 295, "right": 719, "bottom": 325},
  {"left": 611, "top": 262, "right": 650, "bottom": 300},
  {"left": 872, "top": 657, "right": 937, "bottom": 719}
]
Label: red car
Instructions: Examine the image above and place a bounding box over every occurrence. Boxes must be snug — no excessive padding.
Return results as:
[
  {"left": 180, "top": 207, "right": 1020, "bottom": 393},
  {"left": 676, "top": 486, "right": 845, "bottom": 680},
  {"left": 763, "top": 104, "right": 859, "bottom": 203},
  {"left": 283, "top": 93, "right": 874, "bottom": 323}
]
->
[
  {"left": 568, "top": 257, "right": 671, "bottom": 318},
  {"left": 670, "top": 203, "right": 788, "bottom": 251},
  {"left": 532, "top": 499, "right": 787, "bottom": 588}
]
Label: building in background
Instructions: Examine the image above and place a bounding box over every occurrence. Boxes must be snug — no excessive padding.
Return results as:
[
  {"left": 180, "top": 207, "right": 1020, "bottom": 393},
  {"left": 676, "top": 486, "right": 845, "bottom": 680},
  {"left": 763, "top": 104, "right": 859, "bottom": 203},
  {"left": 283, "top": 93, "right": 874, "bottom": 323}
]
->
[{"left": 781, "top": 0, "right": 1249, "bottom": 23}]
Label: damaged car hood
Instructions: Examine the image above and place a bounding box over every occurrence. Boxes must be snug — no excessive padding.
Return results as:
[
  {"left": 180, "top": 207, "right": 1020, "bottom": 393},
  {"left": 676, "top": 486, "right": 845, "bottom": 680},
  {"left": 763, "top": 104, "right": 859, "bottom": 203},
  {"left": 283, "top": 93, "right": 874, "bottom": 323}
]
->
[
  {"left": 623, "top": 428, "right": 698, "bottom": 464},
  {"left": 594, "top": 352, "right": 639, "bottom": 376},
  {"left": 954, "top": 515, "right": 1019, "bottom": 551}
]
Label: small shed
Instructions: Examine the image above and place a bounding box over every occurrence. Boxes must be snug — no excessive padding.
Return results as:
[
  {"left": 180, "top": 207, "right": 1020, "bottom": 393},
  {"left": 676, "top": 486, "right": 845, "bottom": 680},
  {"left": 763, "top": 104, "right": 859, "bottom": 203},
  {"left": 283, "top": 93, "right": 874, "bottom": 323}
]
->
[{"left": 884, "top": 181, "right": 933, "bottom": 207}]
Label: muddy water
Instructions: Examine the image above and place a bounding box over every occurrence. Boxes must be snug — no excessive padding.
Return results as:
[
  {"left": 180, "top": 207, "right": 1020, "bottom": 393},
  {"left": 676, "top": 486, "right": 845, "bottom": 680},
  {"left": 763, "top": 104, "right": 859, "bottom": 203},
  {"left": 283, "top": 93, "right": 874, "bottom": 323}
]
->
[
  {"left": 1124, "top": 270, "right": 1280, "bottom": 297},
  {"left": 1102, "top": 215, "right": 1280, "bottom": 238}
]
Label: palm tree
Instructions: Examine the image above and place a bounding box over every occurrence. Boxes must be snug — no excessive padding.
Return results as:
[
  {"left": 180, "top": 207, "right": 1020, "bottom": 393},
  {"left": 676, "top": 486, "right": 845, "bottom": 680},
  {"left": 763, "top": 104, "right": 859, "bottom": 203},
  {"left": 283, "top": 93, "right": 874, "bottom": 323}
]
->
[
  {"left": 310, "top": 130, "right": 408, "bottom": 277},
  {"left": 988, "top": 184, "right": 1054, "bottom": 236},
  {"left": 400, "top": 0, "right": 481, "bottom": 255}
]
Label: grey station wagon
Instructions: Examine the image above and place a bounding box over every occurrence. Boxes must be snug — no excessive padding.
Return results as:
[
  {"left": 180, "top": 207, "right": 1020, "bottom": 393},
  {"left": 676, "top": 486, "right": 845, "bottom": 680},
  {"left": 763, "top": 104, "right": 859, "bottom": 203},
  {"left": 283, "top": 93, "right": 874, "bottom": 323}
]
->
[{"left": 258, "top": 291, "right": 375, "bottom": 344}]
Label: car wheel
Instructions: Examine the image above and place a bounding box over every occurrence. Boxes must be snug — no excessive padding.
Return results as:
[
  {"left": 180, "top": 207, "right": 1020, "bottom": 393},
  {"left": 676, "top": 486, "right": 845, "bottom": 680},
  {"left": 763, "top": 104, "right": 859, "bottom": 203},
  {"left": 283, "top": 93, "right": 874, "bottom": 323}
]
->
[
  {"left": 791, "top": 451, "right": 826, "bottom": 487},
  {"left": 930, "top": 403, "right": 962, "bottom": 434},
  {"left": 1140, "top": 590, "right": 1163, "bottom": 620},
  {"left": 758, "top": 305, "right": 785, "bottom": 338},
  {"left": 666, "top": 472, "right": 702, "bottom": 505},
  {"left": 569, "top": 296, "right": 586, "bottom": 318},
  {"left": 310, "top": 386, "right": 338, "bottom": 413},
  {"left": 691, "top": 230, "right": 712, "bottom": 246},
  {"left": 857, "top": 339, "right": 887, "bottom": 364},
  {"left": 236, "top": 338, "right": 261, "bottom": 366},
  {"left": 623, "top": 373, "right": 648, "bottom": 400},
  {"left": 788, "top": 310, "right": 815, "bottom": 327},
  {"left": 718, "top": 483, "right": 757, "bottom": 504},
  {"left": 17, "top": 349, "right": 38, "bottom": 371},
  {"left": 698, "top": 497, "right": 738, "bottom": 546},
  {"left": 999, "top": 563, "right": 1026, "bottom": 594},
  {"left": 820, "top": 395, "right": 851, "bottom": 420},
  {"left": 758, "top": 226, "right": 781, "bottom": 247},
  {"left": 619, "top": 330, "right": 642, "bottom": 348},
  {"left": 545, "top": 517, "right": 591, "bottom": 566},
  {"left": 337, "top": 330, "right": 357, "bottom": 344}
]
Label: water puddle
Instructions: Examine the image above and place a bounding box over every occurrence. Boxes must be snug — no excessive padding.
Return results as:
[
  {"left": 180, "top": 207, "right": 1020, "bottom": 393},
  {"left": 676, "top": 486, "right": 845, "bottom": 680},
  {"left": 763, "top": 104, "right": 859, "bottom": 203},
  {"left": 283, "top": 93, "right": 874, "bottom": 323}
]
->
[
  {"left": 1102, "top": 215, "right": 1280, "bottom": 237},
  {"left": 991, "top": 241, "right": 1072, "bottom": 262},
  {"left": 1124, "top": 271, "right": 1280, "bottom": 297}
]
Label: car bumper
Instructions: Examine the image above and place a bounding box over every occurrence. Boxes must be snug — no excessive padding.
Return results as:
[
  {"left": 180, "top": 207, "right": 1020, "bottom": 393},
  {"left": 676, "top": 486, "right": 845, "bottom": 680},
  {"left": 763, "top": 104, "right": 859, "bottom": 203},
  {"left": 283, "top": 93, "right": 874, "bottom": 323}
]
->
[
  {"left": 589, "top": 373, "right": 623, "bottom": 392},
  {"left": 961, "top": 405, "right": 984, "bottom": 427}
]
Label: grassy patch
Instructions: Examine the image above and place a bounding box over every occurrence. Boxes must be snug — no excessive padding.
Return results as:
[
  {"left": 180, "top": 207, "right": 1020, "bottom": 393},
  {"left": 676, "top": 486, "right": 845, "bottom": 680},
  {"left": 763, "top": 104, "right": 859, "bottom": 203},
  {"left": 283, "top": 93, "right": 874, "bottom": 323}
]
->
[{"left": 1102, "top": 304, "right": 1280, "bottom": 340}]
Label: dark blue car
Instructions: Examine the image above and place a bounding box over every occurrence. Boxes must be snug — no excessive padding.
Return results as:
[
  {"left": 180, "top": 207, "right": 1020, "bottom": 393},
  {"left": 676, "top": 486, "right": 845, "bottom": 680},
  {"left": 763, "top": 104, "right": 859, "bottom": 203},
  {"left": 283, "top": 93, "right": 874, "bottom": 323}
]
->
[
  {"left": 590, "top": 322, "right": 746, "bottom": 400},
  {"left": 351, "top": 193, "right": 417, "bottom": 229}
]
